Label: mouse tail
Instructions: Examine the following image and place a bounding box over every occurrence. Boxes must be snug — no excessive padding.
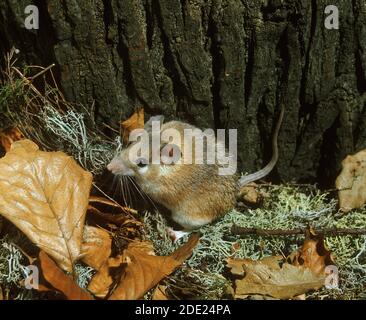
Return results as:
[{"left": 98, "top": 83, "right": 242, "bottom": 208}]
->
[{"left": 238, "top": 103, "right": 285, "bottom": 187}]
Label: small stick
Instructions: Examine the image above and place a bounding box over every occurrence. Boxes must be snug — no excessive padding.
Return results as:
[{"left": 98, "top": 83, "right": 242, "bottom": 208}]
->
[
  {"left": 231, "top": 225, "right": 366, "bottom": 237},
  {"left": 30, "top": 63, "right": 56, "bottom": 80},
  {"left": 102, "top": 122, "right": 120, "bottom": 134}
]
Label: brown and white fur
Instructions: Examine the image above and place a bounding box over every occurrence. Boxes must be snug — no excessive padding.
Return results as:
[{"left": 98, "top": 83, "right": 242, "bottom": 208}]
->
[{"left": 107, "top": 109, "right": 284, "bottom": 240}]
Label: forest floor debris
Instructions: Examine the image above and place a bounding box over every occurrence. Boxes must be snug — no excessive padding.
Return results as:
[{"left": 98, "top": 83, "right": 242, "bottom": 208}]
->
[
  {"left": 144, "top": 185, "right": 366, "bottom": 299},
  {"left": 0, "top": 54, "right": 365, "bottom": 300}
]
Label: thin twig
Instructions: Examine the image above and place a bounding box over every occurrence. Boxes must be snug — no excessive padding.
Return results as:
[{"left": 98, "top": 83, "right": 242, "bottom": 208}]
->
[
  {"left": 30, "top": 63, "right": 55, "bottom": 80},
  {"left": 231, "top": 225, "right": 366, "bottom": 237}
]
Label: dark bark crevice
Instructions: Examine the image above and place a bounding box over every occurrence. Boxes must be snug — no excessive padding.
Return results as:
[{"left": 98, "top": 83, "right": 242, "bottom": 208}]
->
[
  {"left": 102, "top": 0, "right": 114, "bottom": 46},
  {"left": 244, "top": 29, "right": 254, "bottom": 112},
  {"left": 153, "top": 0, "right": 189, "bottom": 116},
  {"left": 207, "top": 5, "right": 223, "bottom": 129}
]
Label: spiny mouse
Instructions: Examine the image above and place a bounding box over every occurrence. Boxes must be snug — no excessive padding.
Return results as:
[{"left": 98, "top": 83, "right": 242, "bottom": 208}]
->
[{"left": 107, "top": 107, "right": 284, "bottom": 240}]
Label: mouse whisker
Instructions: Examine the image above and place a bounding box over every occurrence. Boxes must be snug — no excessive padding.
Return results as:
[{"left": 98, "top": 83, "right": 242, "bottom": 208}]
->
[
  {"left": 115, "top": 177, "right": 124, "bottom": 205},
  {"left": 127, "top": 176, "right": 159, "bottom": 212},
  {"left": 121, "top": 175, "right": 131, "bottom": 206},
  {"left": 111, "top": 175, "right": 122, "bottom": 203},
  {"left": 124, "top": 176, "right": 133, "bottom": 205},
  {"left": 105, "top": 174, "right": 117, "bottom": 195},
  {"left": 126, "top": 176, "right": 145, "bottom": 201},
  {"left": 120, "top": 176, "right": 131, "bottom": 206}
]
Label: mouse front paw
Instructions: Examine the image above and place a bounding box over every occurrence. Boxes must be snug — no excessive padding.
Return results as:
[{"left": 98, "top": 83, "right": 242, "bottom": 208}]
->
[{"left": 166, "top": 227, "right": 191, "bottom": 243}]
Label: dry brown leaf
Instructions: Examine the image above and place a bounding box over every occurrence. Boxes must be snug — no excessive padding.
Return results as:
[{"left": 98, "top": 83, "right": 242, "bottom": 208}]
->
[
  {"left": 121, "top": 108, "right": 144, "bottom": 144},
  {"left": 0, "top": 128, "right": 23, "bottom": 152},
  {"left": 128, "top": 240, "right": 155, "bottom": 255},
  {"left": 88, "top": 262, "right": 116, "bottom": 298},
  {"left": 336, "top": 149, "right": 366, "bottom": 212},
  {"left": 152, "top": 285, "right": 169, "bottom": 300},
  {"left": 227, "top": 256, "right": 325, "bottom": 300},
  {"left": 293, "top": 294, "right": 306, "bottom": 300},
  {"left": 85, "top": 211, "right": 146, "bottom": 298},
  {"left": 39, "top": 251, "right": 94, "bottom": 300},
  {"left": 81, "top": 226, "right": 112, "bottom": 270},
  {"left": 88, "top": 254, "right": 134, "bottom": 298},
  {"left": 237, "top": 182, "right": 263, "bottom": 206},
  {"left": 87, "top": 199, "right": 144, "bottom": 242},
  {"left": 288, "top": 228, "right": 334, "bottom": 276},
  {"left": 87, "top": 204, "right": 139, "bottom": 226},
  {"left": 81, "top": 226, "right": 114, "bottom": 298},
  {"left": 87, "top": 257, "right": 116, "bottom": 298},
  {"left": 0, "top": 140, "right": 92, "bottom": 272},
  {"left": 231, "top": 242, "right": 241, "bottom": 254},
  {"left": 87, "top": 240, "right": 155, "bottom": 298},
  {"left": 87, "top": 196, "right": 141, "bottom": 236},
  {"left": 89, "top": 196, "right": 138, "bottom": 216},
  {"left": 227, "top": 230, "right": 335, "bottom": 300},
  {"left": 34, "top": 283, "right": 53, "bottom": 292},
  {"left": 109, "top": 233, "right": 200, "bottom": 300}
]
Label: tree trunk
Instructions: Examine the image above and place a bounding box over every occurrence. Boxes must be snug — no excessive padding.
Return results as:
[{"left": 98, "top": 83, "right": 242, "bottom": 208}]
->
[{"left": 1, "top": 0, "right": 366, "bottom": 187}]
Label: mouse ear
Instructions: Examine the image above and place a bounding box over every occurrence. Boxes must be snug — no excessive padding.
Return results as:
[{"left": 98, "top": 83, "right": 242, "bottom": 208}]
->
[{"left": 144, "top": 115, "right": 164, "bottom": 132}]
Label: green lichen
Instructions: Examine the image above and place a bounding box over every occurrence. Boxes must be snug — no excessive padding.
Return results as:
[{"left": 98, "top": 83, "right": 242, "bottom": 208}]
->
[
  {"left": 74, "top": 263, "right": 94, "bottom": 289},
  {"left": 144, "top": 185, "right": 366, "bottom": 300},
  {"left": 0, "top": 236, "right": 29, "bottom": 287}
]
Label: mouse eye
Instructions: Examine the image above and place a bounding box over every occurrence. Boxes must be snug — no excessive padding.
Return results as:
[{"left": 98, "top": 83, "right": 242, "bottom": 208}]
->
[{"left": 135, "top": 157, "right": 148, "bottom": 168}]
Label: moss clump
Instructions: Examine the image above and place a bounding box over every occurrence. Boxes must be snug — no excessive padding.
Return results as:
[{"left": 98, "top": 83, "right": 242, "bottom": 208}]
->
[{"left": 0, "top": 50, "right": 120, "bottom": 174}]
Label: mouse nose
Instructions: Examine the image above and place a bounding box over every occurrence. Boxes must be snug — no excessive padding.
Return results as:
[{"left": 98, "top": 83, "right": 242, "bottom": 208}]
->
[
  {"left": 107, "top": 158, "right": 135, "bottom": 176},
  {"left": 106, "top": 162, "right": 114, "bottom": 172},
  {"left": 107, "top": 158, "right": 123, "bottom": 174}
]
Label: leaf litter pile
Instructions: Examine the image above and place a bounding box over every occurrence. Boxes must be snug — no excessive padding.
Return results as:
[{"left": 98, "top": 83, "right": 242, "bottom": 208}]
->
[{"left": 1, "top": 53, "right": 366, "bottom": 300}]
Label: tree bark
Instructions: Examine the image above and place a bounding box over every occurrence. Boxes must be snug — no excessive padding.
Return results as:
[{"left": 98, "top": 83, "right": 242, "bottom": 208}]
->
[{"left": 0, "top": 0, "right": 365, "bottom": 186}]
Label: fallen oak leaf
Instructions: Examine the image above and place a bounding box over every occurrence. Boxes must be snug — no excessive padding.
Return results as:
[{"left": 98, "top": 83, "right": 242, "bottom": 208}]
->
[
  {"left": 288, "top": 228, "right": 335, "bottom": 276},
  {"left": 128, "top": 240, "right": 155, "bottom": 256},
  {"left": 87, "top": 239, "right": 155, "bottom": 298},
  {"left": 88, "top": 196, "right": 140, "bottom": 230},
  {"left": 88, "top": 254, "right": 131, "bottom": 298},
  {"left": 226, "top": 229, "right": 335, "bottom": 300},
  {"left": 87, "top": 204, "right": 140, "bottom": 226},
  {"left": 121, "top": 108, "right": 144, "bottom": 144},
  {"left": 81, "top": 226, "right": 114, "bottom": 298},
  {"left": 84, "top": 213, "right": 147, "bottom": 298},
  {"left": 33, "top": 283, "right": 53, "bottom": 292},
  {"left": 81, "top": 226, "right": 112, "bottom": 271},
  {"left": 152, "top": 285, "right": 169, "bottom": 300},
  {"left": 87, "top": 262, "right": 116, "bottom": 298},
  {"left": 39, "top": 251, "right": 94, "bottom": 300},
  {"left": 87, "top": 201, "right": 144, "bottom": 242},
  {"left": 0, "top": 128, "right": 24, "bottom": 152},
  {"left": 0, "top": 140, "right": 92, "bottom": 272},
  {"left": 109, "top": 233, "right": 200, "bottom": 300},
  {"left": 227, "top": 255, "right": 325, "bottom": 300},
  {"left": 89, "top": 196, "right": 138, "bottom": 216}
]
